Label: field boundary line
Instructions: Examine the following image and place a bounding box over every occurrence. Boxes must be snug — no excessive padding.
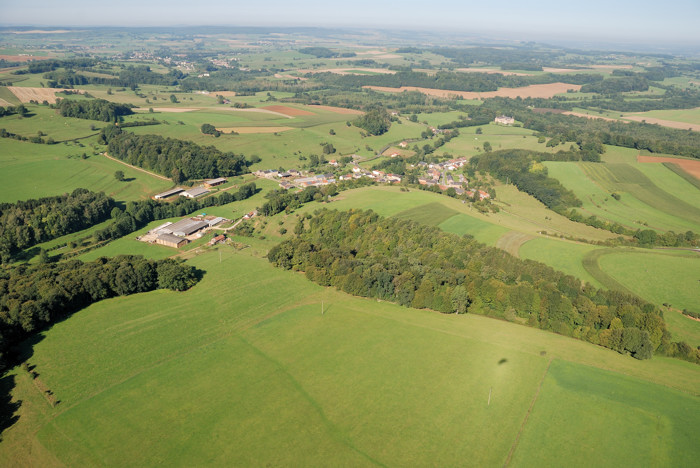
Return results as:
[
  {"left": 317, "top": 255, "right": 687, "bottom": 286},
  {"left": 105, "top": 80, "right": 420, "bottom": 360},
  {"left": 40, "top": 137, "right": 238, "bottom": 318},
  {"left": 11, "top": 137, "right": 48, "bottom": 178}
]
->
[
  {"left": 102, "top": 152, "right": 171, "bottom": 181},
  {"left": 503, "top": 357, "right": 553, "bottom": 467}
]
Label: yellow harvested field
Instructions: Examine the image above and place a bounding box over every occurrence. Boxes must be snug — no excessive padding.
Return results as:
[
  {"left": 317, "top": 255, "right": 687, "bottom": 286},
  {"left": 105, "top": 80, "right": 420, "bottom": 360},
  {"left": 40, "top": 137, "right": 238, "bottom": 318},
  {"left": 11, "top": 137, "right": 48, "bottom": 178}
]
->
[
  {"left": 542, "top": 67, "right": 582, "bottom": 73},
  {"left": 10, "top": 29, "right": 74, "bottom": 34},
  {"left": 217, "top": 126, "right": 294, "bottom": 134},
  {"left": 457, "top": 68, "right": 533, "bottom": 76},
  {"left": 0, "top": 98, "right": 13, "bottom": 107},
  {"left": 7, "top": 86, "right": 84, "bottom": 104},
  {"left": 211, "top": 91, "right": 237, "bottom": 97},
  {"left": 135, "top": 107, "right": 198, "bottom": 113},
  {"left": 623, "top": 115, "right": 700, "bottom": 131},
  {"left": 363, "top": 82, "right": 582, "bottom": 99},
  {"left": 309, "top": 104, "right": 363, "bottom": 115}
]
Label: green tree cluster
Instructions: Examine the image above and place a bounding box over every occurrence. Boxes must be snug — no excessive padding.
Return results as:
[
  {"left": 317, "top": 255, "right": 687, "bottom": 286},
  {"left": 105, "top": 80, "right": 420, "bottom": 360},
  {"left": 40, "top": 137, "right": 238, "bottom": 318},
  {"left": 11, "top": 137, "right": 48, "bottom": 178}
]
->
[
  {"left": 0, "top": 189, "right": 114, "bottom": 263},
  {"left": 268, "top": 209, "right": 697, "bottom": 362}
]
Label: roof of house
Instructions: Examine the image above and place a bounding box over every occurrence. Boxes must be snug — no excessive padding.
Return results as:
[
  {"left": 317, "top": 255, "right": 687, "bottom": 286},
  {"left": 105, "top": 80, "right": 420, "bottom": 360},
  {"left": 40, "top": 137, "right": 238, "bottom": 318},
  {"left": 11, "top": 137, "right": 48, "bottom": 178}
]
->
[{"left": 162, "top": 218, "right": 210, "bottom": 236}]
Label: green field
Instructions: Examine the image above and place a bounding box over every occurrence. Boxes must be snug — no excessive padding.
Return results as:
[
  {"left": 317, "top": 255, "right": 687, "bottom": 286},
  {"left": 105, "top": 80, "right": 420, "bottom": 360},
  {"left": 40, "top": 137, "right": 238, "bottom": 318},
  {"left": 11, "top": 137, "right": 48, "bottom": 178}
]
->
[
  {"left": 545, "top": 160, "right": 700, "bottom": 233},
  {"left": 519, "top": 237, "right": 603, "bottom": 287},
  {"left": 623, "top": 107, "right": 700, "bottom": 125},
  {"left": 0, "top": 139, "right": 171, "bottom": 203},
  {"left": 2, "top": 249, "right": 698, "bottom": 466},
  {"left": 512, "top": 359, "right": 700, "bottom": 467}
]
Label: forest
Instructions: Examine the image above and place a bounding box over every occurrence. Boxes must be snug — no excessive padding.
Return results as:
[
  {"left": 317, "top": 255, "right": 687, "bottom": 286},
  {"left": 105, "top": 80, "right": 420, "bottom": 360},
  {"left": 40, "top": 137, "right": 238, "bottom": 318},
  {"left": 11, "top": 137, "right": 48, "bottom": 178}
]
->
[
  {"left": 58, "top": 98, "right": 133, "bottom": 122},
  {"left": 0, "top": 255, "right": 199, "bottom": 368},
  {"left": 100, "top": 125, "right": 257, "bottom": 181},
  {"left": 0, "top": 189, "right": 115, "bottom": 263},
  {"left": 268, "top": 209, "right": 699, "bottom": 363}
]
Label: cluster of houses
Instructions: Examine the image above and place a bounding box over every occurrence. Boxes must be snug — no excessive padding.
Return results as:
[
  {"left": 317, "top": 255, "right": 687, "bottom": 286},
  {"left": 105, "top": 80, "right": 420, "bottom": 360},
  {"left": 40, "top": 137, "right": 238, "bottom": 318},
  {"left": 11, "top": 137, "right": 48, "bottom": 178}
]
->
[
  {"left": 139, "top": 215, "right": 228, "bottom": 249},
  {"left": 153, "top": 178, "right": 227, "bottom": 200}
]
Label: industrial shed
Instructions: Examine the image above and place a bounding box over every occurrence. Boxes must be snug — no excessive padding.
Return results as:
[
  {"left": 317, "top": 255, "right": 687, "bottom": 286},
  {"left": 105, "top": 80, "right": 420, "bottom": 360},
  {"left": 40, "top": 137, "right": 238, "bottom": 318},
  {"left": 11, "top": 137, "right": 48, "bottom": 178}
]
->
[
  {"left": 205, "top": 177, "right": 227, "bottom": 187},
  {"left": 154, "top": 188, "right": 184, "bottom": 199}
]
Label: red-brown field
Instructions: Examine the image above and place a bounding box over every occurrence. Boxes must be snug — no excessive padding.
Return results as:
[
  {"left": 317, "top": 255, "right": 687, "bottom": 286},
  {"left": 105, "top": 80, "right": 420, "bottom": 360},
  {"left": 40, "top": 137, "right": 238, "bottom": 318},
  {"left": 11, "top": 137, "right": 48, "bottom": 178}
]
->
[{"left": 363, "top": 82, "right": 581, "bottom": 99}]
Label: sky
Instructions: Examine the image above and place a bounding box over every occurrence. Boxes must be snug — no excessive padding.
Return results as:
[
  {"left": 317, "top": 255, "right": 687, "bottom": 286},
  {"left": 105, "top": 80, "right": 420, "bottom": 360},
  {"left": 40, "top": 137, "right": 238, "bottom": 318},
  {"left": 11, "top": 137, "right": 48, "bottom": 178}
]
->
[{"left": 3, "top": 0, "right": 700, "bottom": 47}]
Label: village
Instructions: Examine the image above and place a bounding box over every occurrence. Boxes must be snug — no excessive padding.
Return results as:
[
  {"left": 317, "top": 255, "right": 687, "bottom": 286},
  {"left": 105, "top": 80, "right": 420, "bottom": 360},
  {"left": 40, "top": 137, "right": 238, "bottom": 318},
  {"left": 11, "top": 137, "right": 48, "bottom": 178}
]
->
[{"left": 254, "top": 153, "right": 491, "bottom": 201}]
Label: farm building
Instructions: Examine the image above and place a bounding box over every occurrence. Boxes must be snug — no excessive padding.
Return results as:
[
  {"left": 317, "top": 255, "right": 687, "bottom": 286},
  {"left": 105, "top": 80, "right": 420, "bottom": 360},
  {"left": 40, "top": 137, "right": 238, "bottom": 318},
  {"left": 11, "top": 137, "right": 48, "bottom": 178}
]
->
[
  {"left": 156, "top": 233, "right": 189, "bottom": 248},
  {"left": 209, "top": 234, "right": 226, "bottom": 246},
  {"left": 180, "top": 187, "right": 210, "bottom": 198},
  {"left": 207, "top": 217, "right": 224, "bottom": 227},
  {"left": 160, "top": 218, "right": 210, "bottom": 237},
  {"left": 494, "top": 115, "right": 515, "bottom": 125},
  {"left": 204, "top": 177, "right": 227, "bottom": 188},
  {"left": 154, "top": 187, "right": 184, "bottom": 199}
]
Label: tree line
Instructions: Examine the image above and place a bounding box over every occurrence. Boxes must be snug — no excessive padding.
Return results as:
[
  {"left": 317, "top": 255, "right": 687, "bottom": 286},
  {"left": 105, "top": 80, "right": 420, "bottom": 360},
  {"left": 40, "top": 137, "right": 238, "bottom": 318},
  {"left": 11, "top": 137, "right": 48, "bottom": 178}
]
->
[
  {"left": 57, "top": 98, "right": 133, "bottom": 122},
  {"left": 100, "top": 125, "right": 258, "bottom": 181},
  {"left": 268, "top": 209, "right": 698, "bottom": 363},
  {"left": 0, "top": 255, "right": 199, "bottom": 369},
  {"left": 0, "top": 189, "right": 114, "bottom": 263}
]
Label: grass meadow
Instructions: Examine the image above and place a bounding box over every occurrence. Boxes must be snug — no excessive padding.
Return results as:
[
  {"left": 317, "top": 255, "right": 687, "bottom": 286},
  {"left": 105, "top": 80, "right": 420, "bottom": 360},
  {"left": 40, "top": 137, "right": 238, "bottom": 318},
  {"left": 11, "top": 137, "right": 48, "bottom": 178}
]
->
[
  {"left": 518, "top": 237, "right": 603, "bottom": 287},
  {"left": 2, "top": 249, "right": 698, "bottom": 467},
  {"left": 0, "top": 139, "right": 171, "bottom": 203}
]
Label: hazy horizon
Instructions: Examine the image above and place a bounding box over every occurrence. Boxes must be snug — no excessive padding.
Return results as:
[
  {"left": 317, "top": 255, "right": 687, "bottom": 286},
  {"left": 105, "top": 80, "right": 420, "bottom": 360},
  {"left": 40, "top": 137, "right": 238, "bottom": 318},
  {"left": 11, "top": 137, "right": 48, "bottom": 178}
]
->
[{"left": 3, "top": 0, "right": 700, "bottom": 49}]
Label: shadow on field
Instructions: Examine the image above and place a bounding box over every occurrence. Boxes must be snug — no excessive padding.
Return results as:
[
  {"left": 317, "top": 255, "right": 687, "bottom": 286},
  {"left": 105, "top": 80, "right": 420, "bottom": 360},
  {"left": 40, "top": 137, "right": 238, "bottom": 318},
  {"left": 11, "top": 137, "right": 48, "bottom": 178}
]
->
[
  {"left": 0, "top": 373, "right": 20, "bottom": 441},
  {"left": 498, "top": 358, "right": 508, "bottom": 365}
]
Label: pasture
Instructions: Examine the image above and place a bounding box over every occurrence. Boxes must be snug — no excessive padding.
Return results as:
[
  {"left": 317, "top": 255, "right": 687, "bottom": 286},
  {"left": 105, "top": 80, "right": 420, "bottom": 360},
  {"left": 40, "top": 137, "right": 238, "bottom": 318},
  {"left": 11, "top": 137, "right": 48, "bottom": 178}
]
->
[
  {"left": 518, "top": 237, "right": 603, "bottom": 287},
  {"left": 0, "top": 139, "right": 170, "bottom": 203},
  {"left": 2, "top": 249, "right": 698, "bottom": 467}
]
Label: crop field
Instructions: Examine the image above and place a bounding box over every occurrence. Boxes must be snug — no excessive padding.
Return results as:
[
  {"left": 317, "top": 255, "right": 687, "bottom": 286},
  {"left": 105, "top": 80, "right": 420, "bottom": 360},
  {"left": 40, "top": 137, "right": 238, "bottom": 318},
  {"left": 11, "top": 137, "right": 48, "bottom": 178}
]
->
[
  {"left": 637, "top": 155, "right": 700, "bottom": 180},
  {"left": 580, "top": 162, "right": 700, "bottom": 229},
  {"left": 2, "top": 250, "right": 698, "bottom": 467},
  {"left": 7, "top": 86, "right": 85, "bottom": 104},
  {"left": 622, "top": 107, "right": 700, "bottom": 125},
  {"left": 363, "top": 82, "right": 582, "bottom": 99},
  {"left": 0, "top": 139, "right": 170, "bottom": 203},
  {"left": 545, "top": 161, "right": 700, "bottom": 233},
  {"left": 394, "top": 201, "right": 459, "bottom": 226}
]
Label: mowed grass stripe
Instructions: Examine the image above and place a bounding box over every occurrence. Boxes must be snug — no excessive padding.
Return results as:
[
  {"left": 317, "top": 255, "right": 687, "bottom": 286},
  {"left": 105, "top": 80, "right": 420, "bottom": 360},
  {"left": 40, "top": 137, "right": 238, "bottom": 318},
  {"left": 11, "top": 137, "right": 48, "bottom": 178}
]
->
[
  {"left": 495, "top": 231, "right": 534, "bottom": 257},
  {"left": 394, "top": 202, "right": 459, "bottom": 226},
  {"left": 581, "top": 162, "right": 700, "bottom": 227}
]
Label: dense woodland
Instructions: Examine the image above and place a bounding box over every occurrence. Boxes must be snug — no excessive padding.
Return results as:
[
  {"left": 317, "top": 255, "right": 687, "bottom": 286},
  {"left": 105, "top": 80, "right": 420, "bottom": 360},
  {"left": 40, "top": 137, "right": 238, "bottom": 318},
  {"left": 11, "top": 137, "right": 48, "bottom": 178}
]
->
[
  {"left": 0, "top": 189, "right": 114, "bottom": 263},
  {"left": 100, "top": 125, "right": 257, "bottom": 181},
  {"left": 268, "top": 209, "right": 699, "bottom": 363},
  {"left": 57, "top": 98, "right": 133, "bottom": 122},
  {"left": 0, "top": 256, "right": 199, "bottom": 368}
]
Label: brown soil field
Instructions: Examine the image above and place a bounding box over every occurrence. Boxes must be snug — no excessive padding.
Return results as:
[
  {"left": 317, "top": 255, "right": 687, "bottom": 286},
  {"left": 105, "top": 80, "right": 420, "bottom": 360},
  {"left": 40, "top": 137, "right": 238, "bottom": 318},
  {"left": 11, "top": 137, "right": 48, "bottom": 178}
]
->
[
  {"left": 0, "top": 55, "right": 52, "bottom": 62},
  {"left": 363, "top": 82, "right": 582, "bottom": 99},
  {"left": 457, "top": 68, "right": 533, "bottom": 76},
  {"left": 563, "top": 111, "right": 619, "bottom": 122},
  {"left": 7, "top": 86, "right": 84, "bottom": 104},
  {"left": 637, "top": 155, "right": 700, "bottom": 180},
  {"left": 135, "top": 107, "right": 198, "bottom": 113},
  {"left": 623, "top": 115, "right": 700, "bottom": 131},
  {"left": 262, "top": 105, "right": 315, "bottom": 116},
  {"left": 309, "top": 105, "right": 364, "bottom": 115},
  {"left": 216, "top": 126, "right": 294, "bottom": 134}
]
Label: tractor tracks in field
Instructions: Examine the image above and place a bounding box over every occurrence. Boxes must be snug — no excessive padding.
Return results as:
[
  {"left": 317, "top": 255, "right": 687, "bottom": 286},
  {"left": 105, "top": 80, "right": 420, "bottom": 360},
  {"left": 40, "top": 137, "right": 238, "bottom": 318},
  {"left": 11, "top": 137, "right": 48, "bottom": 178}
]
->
[{"left": 503, "top": 357, "right": 553, "bottom": 467}]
